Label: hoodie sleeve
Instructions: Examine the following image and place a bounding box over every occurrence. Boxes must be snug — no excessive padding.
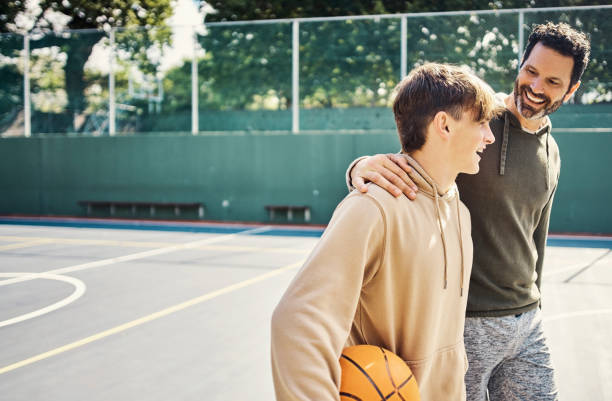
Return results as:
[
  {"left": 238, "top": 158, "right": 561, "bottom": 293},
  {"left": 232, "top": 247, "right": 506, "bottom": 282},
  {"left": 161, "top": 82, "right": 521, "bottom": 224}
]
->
[{"left": 271, "top": 194, "right": 385, "bottom": 401}]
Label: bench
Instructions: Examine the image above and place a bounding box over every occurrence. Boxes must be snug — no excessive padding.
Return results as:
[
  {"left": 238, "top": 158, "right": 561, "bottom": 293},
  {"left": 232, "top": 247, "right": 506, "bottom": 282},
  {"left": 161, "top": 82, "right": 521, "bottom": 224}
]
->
[
  {"left": 265, "top": 205, "right": 311, "bottom": 222},
  {"left": 78, "top": 200, "right": 205, "bottom": 219}
]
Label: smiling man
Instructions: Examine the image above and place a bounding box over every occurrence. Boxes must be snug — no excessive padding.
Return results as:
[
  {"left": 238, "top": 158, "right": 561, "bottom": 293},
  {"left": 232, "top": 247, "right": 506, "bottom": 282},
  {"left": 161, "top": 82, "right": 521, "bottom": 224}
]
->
[{"left": 346, "top": 23, "right": 591, "bottom": 401}]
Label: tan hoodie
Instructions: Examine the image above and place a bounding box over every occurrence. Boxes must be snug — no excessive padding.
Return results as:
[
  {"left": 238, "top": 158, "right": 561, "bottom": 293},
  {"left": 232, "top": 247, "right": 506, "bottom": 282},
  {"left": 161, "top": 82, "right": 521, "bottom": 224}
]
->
[{"left": 271, "top": 156, "right": 473, "bottom": 401}]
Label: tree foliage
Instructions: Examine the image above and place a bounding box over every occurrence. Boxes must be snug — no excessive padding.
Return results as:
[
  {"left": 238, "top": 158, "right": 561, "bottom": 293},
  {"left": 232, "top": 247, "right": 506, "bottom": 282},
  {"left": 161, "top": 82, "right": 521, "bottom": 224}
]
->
[
  {"left": 1, "top": 0, "right": 173, "bottom": 132},
  {"left": 169, "top": 0, "right": 609, "bottom": 114}
]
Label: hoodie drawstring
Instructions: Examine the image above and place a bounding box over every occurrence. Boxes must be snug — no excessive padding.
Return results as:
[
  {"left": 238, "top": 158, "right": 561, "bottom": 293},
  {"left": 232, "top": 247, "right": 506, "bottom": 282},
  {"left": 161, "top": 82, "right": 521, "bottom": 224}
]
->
[
  {"left": 545, "top": 129, "right": 550, "bottom": 190},
  {"left": 455, "top": 196, "right": 465, "bottom": 297},
  {"left": 433, "top": 186, "right": 465, "bottom": 296},
  {"left": 499, "top": 113, "right": 510, "bottom": 176},
  {"left": 433, "top": 190, "right": 448, "bottom": 290}
]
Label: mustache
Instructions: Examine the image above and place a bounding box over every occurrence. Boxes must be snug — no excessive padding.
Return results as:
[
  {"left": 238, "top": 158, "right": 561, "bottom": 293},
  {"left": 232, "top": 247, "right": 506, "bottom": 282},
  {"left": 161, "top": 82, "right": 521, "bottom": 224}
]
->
[{"left": 519, "top": 85, "right": 551, "bottom": 105}]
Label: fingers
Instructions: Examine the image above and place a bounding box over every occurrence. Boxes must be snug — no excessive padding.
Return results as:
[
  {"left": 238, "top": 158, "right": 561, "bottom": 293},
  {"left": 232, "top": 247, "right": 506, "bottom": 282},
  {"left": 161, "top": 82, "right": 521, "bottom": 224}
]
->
[
  {"left": 362, "top": 170, "right": 403, "bottom": 198},
  {"left": 386, "top": 154, "right": 418, "bottom": 199},
  {"left": 353, "top": 176, "right": 369, "bottom": 193},
  {"left": 353, "top": 153, "right": 418, "bottom": 200}
]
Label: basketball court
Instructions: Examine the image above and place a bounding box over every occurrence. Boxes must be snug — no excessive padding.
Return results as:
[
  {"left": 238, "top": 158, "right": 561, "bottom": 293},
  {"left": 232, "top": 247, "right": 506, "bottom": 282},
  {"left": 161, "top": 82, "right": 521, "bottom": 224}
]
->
[{"left": 0, "top": 218, "right": 611, "bottom": 400}]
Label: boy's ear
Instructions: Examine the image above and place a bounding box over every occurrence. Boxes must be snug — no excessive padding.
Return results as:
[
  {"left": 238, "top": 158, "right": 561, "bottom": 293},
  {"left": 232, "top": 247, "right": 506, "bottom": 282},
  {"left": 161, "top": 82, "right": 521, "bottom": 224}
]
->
[{"left": 432, "top": 111, "right": 451, "bottom": 140}]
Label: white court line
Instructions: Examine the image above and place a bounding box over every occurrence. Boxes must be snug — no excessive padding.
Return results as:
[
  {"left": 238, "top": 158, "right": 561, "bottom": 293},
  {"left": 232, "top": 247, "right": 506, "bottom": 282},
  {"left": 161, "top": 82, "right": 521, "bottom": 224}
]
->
[
  {"left": 0, "top": 258, "right": 303, "bottom": 375},
  {"left": 0, "top": 273, "right": 86, "bottom": 328},
  {"left": 0, "top": 226, "right": 271, "bottom": 287},
  {"left": 544, "top": 309, "right": 612, "bottom": 323}
]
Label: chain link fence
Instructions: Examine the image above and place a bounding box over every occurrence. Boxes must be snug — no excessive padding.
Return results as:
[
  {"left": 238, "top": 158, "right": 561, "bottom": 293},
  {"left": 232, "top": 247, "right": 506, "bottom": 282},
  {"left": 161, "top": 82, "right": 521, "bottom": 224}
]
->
[{"left": 0, "top": 6, "right": 610, "bottom": 136}]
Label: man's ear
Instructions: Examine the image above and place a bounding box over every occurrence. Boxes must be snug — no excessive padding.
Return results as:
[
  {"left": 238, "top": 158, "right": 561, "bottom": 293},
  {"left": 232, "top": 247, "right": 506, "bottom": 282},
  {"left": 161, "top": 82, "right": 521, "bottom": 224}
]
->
[
  {"left": 432, "top": 111, "right": 451, "bottom": 140},
  {"left": 564, "top": 80, "right": 580, "bottom": 102}
]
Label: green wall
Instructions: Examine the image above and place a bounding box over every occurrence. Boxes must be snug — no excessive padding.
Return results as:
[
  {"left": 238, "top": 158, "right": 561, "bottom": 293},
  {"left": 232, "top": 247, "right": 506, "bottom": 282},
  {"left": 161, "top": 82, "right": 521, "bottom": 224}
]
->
[
  {"left": 134, "top": 104, "right": 611, "bottom": 133},
  {"left": 1, "top": 129, "right": 611, "bottom": 234}
]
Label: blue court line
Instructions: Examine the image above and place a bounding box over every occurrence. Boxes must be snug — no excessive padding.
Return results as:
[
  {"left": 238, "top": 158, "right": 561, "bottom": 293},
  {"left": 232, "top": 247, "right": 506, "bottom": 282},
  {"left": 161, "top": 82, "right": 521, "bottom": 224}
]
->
[{"left": 1, "top": 217, "right": 610, "bottom": 245}]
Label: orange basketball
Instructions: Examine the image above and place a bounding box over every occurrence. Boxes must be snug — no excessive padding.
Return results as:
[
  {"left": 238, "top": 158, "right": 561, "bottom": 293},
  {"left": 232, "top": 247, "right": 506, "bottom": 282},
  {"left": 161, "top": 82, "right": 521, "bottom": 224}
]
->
[{"left": 339, "top": 345, "right": 420, "bottom": 401}]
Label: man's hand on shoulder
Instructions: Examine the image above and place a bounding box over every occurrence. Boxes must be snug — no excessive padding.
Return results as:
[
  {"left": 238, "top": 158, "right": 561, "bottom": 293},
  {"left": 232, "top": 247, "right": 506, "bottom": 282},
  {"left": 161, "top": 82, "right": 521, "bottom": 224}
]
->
[{"left": 351, "top": 153, "right": 418, "bottom": 200}]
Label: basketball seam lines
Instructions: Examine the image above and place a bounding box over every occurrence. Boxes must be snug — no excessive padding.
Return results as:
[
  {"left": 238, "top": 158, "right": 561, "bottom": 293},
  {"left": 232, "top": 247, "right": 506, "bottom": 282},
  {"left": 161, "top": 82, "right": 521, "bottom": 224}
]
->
[
  {"left": 340, "top": 391, "right": 363, "bottom": 401},
  {"left": 381, "top": 347, "right": 400, "bottom": 400},
  {"left": 340, "top": 354, "right": 386, "bottom": 400}
]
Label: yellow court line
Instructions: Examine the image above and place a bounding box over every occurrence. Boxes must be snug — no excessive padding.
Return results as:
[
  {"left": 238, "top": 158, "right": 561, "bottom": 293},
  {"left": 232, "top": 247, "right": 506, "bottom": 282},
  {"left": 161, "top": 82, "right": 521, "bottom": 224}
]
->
[
  {"left": 0, "top": 236, "right": 169, "bottom": 248},
  {"left": 0, "top": 236, "right": 311, "bottom": 253},
  {"left": 0, "top": 259, "right": 304, "bottom": 376},
  {"left": 0, "top": 239, "right": 53, "bottom": 251}
]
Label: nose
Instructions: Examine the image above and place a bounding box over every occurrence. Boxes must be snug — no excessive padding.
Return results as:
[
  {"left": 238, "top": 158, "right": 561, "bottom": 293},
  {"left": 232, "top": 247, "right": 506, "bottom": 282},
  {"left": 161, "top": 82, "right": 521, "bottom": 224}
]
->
[
  {"left": 483, "top": 123, "right": 494, "bottom": 144},
  {"left": 530, "top": 77, "right": 545, "bottom": 94}
]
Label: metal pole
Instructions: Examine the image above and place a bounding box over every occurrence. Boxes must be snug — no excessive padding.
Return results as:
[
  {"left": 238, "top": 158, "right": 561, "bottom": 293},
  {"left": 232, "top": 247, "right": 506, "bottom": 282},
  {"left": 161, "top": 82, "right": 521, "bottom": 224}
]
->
[
  {"left": 518, "top": 10, "right": 525, "bottom": 69},
  {"left": 191, "top": 27, "right": 199, "bottom": 135},
  {"left": 401, "top": 16, "right": 407, "bottom": 79},
  {"left": 109, "top": 28, "right": 116, "bottom": 135},
  {"left": 292, "top": 20, "right": 299, "bottom": 134},
  {"left": 23, "top": 34, "right": 31, "bottom": 137}
]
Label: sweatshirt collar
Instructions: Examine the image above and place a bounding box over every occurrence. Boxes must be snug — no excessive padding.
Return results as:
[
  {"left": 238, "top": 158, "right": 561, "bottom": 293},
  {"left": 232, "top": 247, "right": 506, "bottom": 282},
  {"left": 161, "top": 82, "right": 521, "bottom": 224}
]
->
[{"left": 402, "top": 155, "right": 458, "bottom": 202}]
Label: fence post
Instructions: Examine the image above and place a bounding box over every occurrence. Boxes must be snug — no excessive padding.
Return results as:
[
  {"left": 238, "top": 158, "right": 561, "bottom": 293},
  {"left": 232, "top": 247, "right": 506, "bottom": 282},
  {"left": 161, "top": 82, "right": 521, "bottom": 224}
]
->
[
  {"left": 292, "top": 20, "right": 300, "bottom": 134},
  {"left": 401, "top": 16, "right": 407, "bottom": 79},
  {"left": 192, "top": 27, "right": 199, "bottom": 135},
  {"left": 109, "top": 28, "right": 116, "bottom": 136},
  {"left": 517, "top": 10, "right": 525, "bottom": 69},
  {"left": 23, "top": 34, "right": 31, "bottom": 137}
]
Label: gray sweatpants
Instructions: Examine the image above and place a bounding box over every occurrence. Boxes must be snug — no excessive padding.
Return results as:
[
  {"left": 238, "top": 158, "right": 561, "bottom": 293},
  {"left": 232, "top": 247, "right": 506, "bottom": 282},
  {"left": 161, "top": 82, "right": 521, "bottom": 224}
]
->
[{"left": 464, "top": 308, "right": 559, "bottom": 401}]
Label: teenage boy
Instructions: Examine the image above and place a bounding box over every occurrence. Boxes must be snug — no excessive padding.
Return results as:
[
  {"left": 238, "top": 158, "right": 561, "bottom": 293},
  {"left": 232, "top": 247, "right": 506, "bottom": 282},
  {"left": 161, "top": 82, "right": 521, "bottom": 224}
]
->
[
  {"left": 271, "top": 63, "right": 502, "bottom": 401},
  {"left": 346, "top": 23, "right": 591, "bottom": 400}
]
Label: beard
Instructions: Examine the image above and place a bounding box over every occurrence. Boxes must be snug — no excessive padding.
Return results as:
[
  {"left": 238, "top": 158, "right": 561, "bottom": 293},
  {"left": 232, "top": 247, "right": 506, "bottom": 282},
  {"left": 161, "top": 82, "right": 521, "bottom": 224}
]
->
[{"left": 513, "top": 79, "right": 564, "bottom": 120}]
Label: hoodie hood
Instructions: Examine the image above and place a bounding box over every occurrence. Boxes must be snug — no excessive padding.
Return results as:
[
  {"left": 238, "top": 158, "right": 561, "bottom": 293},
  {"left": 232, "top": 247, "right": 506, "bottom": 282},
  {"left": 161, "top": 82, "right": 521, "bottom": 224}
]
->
[{"left": 402, "top": 155, "right": 466, "bottom": 297}]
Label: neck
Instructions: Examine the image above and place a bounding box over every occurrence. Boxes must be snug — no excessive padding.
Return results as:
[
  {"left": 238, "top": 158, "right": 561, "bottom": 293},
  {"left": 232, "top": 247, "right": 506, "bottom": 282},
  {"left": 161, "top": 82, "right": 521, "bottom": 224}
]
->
[
  {"left": 409, "top": 149, "right": 456, "bottom": 194},
  {"left": 505, "top": 94, "right": 547, "bottom": 131}
]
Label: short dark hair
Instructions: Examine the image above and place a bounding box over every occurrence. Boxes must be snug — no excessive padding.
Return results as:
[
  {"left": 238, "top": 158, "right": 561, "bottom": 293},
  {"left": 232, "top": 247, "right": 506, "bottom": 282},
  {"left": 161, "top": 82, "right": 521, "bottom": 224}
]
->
[
  {"left": 393, "top": 63, "right": 501, "bottom": 153},
  {"left": 521, "top": 22, "right": 591, "bottom": 90}
]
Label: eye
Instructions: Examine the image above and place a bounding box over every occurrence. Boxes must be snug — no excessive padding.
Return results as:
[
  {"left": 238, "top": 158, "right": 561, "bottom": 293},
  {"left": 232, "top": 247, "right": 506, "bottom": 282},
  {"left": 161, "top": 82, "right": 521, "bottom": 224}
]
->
[{"left": 548, "top": 79, "right": 560, "bottom": 86}]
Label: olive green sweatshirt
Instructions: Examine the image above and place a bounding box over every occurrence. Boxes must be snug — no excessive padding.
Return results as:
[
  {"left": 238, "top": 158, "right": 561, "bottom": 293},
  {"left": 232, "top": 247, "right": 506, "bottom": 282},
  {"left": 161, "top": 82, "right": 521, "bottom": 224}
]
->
[
  {"left": 346, "top": 109, "right": 560, "bottom": 317},
  {"left": 457, "top": 109, "right": 560, "bottom": 317}
]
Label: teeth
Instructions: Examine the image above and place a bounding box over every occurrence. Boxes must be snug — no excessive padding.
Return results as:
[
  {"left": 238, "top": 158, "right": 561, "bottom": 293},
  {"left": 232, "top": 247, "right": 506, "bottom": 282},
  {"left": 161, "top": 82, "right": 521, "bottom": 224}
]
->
[{"left": 525, "top": 90, "right": 545, "bottom": 104}]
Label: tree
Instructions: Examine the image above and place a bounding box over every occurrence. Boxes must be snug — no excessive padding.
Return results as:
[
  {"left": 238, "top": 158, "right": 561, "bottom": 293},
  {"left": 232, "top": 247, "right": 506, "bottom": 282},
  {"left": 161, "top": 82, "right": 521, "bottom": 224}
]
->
[
  {"left": 193, "top": 0, "right": 610, "bottom": 112},
  {"left": 0, "top": 1, "right": 26, "bottom": 33},
  {"left": 2, "top": 0, "right": 174, "bottom": 132}
]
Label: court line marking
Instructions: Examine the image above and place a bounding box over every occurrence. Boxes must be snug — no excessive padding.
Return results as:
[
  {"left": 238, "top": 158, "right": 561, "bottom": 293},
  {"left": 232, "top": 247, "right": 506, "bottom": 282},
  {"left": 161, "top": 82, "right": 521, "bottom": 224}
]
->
[
  {"left": 0, "top": 226, "right": 271, "bottom": 287},
  {"left": 564, "top": 249, "right": 611, "bottom": 283},
  {"left": 543, "top": 249, "right": 610, "bottom": 278},
  {"left": 544, "top": 309, "right": 612, "bottom": 323},
  {"left": 0, "top": 258, "right": 304, "bottom": 376},
  {"left": 0, "top": 235, "right": 311, "bottom": 253},
  {"left": 0, "top": 273, "right": 86, "bottom": 328},
  {"left": 0, "top": 239, "right": 53, "bottom": 251}
]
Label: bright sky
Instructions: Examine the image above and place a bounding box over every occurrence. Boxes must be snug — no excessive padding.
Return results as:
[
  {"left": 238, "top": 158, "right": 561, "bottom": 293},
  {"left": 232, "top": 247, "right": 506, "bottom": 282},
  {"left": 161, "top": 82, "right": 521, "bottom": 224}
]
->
[{"left": 86, "top": 0, "right": 209, "bottom": 74}]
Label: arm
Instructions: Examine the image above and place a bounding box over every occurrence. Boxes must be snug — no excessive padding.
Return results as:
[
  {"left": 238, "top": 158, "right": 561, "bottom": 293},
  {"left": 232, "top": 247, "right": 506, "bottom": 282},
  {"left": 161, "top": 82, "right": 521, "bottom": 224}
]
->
[
  {"left": 271, "top": 195, "right": 385, "bottom": 401},
  {"left": 345, "top": 154, "right": 418, "bottom": 199},
  {"left": 533, "top": 185, "right": 558, "bottom": 303}
]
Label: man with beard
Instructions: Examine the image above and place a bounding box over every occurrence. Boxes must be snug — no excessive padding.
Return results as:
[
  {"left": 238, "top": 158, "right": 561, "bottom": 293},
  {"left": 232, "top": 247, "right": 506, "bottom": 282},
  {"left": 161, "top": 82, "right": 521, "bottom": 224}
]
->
[{"left": 345, "top": 22, "right": 590, "bottom": 400}]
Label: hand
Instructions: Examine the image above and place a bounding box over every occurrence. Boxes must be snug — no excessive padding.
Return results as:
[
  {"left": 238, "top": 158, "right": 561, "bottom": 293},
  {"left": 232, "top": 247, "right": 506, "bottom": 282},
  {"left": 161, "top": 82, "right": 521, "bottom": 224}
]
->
[{"left": 351, "top": 154, "right": 417, "bottom": 199}]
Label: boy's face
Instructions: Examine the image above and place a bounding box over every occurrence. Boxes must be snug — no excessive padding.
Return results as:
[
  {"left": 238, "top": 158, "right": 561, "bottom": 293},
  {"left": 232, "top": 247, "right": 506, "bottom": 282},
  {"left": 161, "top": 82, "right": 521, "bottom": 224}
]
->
[
  {"left": 448, "top": 110, "right": 495, "bottom": 175},
  {"left": 514, "top": 42, "right": 577, "bottom": 120}
]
